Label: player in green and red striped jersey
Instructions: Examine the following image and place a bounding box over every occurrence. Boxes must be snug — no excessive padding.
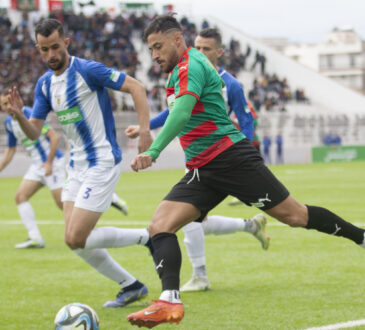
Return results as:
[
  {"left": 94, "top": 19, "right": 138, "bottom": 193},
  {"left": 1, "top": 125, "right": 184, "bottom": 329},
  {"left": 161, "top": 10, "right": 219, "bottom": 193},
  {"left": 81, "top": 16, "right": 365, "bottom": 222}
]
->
[{"left": 127, "top": 14, "right": 365, "bottom": 328}]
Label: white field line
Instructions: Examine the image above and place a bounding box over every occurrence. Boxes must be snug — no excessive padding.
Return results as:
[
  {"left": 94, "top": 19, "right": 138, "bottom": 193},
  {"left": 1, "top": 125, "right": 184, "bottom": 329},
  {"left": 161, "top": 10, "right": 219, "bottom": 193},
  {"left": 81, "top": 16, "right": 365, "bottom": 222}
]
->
[
  {"left": 1, "top": 221, "right": 365, "bottom": 227},
  {"left": 1, "top": 220, "right": 365, "bottom": 227},
  {"left": 0, "top": 220, "right": 149, "bottom": 226},
  {"left": 305, "top": 319, "right": 365, "bottom": 330}
]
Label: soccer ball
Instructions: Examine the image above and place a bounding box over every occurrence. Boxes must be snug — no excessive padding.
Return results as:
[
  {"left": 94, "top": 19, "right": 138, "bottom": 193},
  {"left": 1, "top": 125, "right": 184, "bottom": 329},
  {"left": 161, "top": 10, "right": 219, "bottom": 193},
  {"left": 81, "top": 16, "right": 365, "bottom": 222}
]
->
[{"left": 54, "top": 303, "right": 99, "bottom": 330}]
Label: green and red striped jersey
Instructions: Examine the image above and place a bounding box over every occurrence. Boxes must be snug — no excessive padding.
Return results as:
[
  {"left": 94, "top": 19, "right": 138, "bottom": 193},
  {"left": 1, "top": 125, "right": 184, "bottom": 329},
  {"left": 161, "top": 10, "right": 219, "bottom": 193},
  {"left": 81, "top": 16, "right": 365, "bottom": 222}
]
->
[{"left": 166, "top": 47, "right": 244, "bottom": 169}]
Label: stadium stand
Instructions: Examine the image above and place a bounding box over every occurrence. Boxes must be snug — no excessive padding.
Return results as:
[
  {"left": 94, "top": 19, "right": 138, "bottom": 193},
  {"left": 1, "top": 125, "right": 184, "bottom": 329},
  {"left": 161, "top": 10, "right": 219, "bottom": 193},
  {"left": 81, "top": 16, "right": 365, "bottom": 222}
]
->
[{"left": 2, "top": 9, "right": 365, "bottom": 176}]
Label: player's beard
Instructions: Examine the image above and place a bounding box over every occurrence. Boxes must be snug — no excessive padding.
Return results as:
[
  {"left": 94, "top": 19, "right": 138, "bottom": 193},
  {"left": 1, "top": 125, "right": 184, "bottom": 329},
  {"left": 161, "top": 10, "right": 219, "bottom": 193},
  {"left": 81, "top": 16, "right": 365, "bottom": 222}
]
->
[
  {"left": 47, "top": 50, "right": 67, "bottom": 72},
  {"left": 161, "top": 48, "right": 180, "bottom": 73}
]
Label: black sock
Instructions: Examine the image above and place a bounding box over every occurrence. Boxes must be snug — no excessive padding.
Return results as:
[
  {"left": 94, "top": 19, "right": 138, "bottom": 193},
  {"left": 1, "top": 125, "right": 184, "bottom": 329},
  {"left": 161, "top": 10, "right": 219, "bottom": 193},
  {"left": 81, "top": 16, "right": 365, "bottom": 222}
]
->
[
  {"left": 122, "top": 279, "right": 144, "bottom": 291},
  {"left": 306, "top": 205, "right": 364, "bottom": 244},
  {"left": 151, "top": 232, "right": 181, "bottom": 291}
]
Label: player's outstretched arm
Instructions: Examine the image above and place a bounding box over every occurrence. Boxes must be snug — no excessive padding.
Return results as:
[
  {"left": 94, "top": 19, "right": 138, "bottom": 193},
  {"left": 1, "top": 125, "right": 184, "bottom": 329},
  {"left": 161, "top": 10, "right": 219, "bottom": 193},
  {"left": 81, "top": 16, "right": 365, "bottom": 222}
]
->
[
  {"left": 8, "top": 87, "right": 44, "bottom": 140},
  {"left": 0, "top": 147, "right": 16, "bottom": 172},
  {"left": 125, "top": 108, "right": 170, "bottom": 138},
  {"left": 120, "top": 76, "right": 153, "bottom": 153}
]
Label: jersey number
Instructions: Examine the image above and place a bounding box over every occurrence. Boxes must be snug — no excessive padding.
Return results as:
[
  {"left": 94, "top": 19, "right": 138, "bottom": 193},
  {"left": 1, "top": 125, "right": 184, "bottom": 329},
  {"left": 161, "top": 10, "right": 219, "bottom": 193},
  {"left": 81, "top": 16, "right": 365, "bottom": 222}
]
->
[{"left": 83, "top": 187, "right": 92, "bottom": 199}]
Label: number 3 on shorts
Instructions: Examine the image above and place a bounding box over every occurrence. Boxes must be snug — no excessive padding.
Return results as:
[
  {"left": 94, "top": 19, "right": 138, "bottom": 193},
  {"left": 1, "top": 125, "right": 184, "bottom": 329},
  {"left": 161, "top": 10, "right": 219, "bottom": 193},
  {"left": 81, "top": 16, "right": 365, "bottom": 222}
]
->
[{"left": 83, "top": 187, "right": 92, "bottom": 199}]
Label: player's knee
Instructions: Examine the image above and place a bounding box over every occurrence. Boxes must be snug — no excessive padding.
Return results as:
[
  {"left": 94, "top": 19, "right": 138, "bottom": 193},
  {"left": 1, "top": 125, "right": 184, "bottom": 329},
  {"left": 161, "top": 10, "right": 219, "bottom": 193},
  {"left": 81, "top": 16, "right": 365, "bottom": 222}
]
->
[
  {"left": 64, "top": 232, "right": 86, "bottom": 249},
  {"left": 15, "top": 191, "right": 28, "bottom": 204}
]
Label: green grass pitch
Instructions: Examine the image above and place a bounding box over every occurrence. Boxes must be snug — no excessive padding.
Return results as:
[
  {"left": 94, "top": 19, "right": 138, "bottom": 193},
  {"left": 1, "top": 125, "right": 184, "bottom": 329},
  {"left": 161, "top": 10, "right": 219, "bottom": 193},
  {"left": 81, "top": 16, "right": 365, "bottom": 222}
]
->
[{"left": 1, "top": 161, "right": 365, "bottom": 329}]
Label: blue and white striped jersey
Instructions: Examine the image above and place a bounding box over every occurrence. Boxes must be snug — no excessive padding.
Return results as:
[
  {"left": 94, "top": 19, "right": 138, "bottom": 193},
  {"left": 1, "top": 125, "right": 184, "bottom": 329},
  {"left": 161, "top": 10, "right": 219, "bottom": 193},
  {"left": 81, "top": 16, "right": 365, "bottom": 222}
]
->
[
  {"left": 4, "top": 106, "right": 63, "bottom": 165},
  {"left": 31, "top": 56, "right": 125, "bottom": 170}
]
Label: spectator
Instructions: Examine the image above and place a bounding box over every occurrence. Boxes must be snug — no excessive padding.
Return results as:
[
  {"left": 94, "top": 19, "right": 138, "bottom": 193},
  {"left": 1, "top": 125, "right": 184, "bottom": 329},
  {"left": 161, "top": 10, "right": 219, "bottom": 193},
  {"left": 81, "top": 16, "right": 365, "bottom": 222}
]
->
[
  {"left": 262, "top": 134, "right": 272, "bottom": 164},
  {"left": 276, "top": 133, "right": 283, "bottom": 164}
]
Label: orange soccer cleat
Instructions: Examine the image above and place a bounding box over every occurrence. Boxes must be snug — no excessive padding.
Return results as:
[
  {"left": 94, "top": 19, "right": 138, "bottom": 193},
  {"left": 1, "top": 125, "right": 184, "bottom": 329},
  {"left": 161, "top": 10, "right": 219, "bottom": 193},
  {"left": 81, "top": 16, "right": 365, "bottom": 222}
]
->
[{"left": 127, "top": 299, "right": 184, "bottom": 328}]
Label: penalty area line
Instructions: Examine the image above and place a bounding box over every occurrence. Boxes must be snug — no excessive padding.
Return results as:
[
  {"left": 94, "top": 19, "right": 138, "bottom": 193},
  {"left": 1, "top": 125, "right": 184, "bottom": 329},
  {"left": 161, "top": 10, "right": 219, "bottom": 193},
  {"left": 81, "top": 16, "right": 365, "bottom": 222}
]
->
[{"left": 305, "top": 319, "right": 365, "bottom": 330}]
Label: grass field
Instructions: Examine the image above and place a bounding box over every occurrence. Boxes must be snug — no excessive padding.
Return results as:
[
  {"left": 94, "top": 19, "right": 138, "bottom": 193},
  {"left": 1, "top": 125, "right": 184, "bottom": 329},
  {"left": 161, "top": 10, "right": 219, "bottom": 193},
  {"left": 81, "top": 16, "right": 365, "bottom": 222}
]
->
[{"left": 1, "top": 162, "right": 365, "bottom": 330}]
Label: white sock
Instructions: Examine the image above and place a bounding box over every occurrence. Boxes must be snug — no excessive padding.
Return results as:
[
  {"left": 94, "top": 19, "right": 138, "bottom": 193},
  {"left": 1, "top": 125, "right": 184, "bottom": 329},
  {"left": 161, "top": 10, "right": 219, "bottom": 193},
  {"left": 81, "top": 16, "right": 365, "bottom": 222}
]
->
[
  {"left": 17, "top": 202, "right": 43, "bottom": 242},
  {"left": 84, "top": 227, "right": 149, "bottom": 249},
  {"left": 183, "top": 222, "right": 206, "bottom": 276},
  {"left": 74, "top": 248, "right": 136, "bottom": 287},
  {"left": 203, "top": 215, "right": 254, "bottom": 235},
  {"left": 159, "top": 290, "right": 181, "bottom": 303}
]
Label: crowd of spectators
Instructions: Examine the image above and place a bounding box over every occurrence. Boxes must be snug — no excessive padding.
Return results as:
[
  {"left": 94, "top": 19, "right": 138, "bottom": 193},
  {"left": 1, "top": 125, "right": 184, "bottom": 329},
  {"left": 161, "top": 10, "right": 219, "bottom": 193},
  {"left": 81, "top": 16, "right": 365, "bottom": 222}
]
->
[
  {"left": 1, "top": 8, "right": 309, "bottom": 114},
  {"left": 0, "top": 9, "right": 151, "bottom": 109},
  {"left": 248, "top": 73, "right": 310, "bottom": 112}
]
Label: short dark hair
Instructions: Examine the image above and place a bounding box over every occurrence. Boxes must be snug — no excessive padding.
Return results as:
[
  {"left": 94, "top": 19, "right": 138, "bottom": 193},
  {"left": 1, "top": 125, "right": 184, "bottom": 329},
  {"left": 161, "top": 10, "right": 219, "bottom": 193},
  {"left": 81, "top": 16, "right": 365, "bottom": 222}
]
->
[
  {"left": 144, "top": 14, "right": 182, "bottom": 40},
  {"left": 199, "top": 28, "right": 222, "bottom": 47},
  {"left": 35, "top": 18, "right": 64, "bottom": 41}
]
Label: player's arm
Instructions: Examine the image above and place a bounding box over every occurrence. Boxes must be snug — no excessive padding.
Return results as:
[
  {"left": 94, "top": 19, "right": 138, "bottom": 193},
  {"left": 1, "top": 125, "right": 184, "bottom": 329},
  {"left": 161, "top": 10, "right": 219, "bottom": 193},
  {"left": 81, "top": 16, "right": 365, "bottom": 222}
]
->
[
  {"left": 0, "top": 147, "right": 16, "bottom": 172},
  {"left": 7, "top": 87, "right": 44, "bottom": 139},
  {"left": 42, "top": 128, "right": 59, "bottom": 176},
  {"left": 131, "top": 94, "right": 196, "bottom": 172},
  {"left": 125, "top": 108, "right": 170, "bottom": 138},
  {"left": 229, "top": 83, "right": 254, "bottom": 141},
  {"left": 120, "top": 75, "right": 153, "bottom": 153}
]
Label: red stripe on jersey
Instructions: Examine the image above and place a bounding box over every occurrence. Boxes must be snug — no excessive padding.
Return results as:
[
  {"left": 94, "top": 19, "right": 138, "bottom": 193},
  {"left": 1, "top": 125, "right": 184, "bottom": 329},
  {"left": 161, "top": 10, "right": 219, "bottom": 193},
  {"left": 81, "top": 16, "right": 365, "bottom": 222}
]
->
[
  {"left": 192, "top": 100, "right": 205, "bottom": 115},
  {"left": 166, "top": 86, "right": 174, "bottom": 97},
  {"left": 186, "top": 136, "right": 235, "bottom": 170},
  {"left": 177, "top": 54, "right": 189, "bottom": 95},
  {"left": 180, "top": 120, "right": 218, "bottom": 150}
]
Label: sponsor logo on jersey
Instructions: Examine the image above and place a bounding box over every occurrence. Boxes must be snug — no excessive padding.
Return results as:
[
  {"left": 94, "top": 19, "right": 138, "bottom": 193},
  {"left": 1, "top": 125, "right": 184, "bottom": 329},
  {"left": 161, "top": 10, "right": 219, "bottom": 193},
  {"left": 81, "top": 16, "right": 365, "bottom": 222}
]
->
[
  {"left": 56, "top": 106, "right": 83, "bottom": 125},
  {"left": 110, "top": 70, "right": 120, "bottom": 82}
]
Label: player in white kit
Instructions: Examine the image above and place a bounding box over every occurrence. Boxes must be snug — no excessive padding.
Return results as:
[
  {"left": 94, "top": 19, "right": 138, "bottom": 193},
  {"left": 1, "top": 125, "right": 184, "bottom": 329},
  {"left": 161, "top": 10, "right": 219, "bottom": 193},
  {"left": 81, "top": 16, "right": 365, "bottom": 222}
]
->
[
  {"left": 1, "top": 93, "right": 65, "bottom": 248},
  {"left": 7, "top": 18, "right": 154, "bottom": 307}
]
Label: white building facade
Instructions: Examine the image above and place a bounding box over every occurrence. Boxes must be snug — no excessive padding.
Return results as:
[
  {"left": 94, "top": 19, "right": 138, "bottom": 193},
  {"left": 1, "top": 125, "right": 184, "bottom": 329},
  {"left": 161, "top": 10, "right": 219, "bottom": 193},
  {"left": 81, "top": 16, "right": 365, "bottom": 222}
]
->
[{"left": 284, "top": 28, "right": 365, "bottom": 93}]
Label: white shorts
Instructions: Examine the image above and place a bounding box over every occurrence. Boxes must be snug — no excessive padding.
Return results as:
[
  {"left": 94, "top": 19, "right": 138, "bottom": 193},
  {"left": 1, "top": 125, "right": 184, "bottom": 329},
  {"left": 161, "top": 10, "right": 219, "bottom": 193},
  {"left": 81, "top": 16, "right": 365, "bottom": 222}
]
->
[
  {"left": 24, "top": 157, "right": 66, "bottom": 191},
  {"left": 62, "top": 162, "right": 122, "bottom": 213}
]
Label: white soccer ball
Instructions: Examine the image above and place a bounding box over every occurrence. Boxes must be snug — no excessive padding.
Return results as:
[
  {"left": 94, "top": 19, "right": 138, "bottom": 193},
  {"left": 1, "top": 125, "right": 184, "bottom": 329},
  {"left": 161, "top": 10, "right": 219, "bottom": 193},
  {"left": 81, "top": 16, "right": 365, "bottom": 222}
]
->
[{"left": 54, "top": 303, "right": 99, "bottom": 330}]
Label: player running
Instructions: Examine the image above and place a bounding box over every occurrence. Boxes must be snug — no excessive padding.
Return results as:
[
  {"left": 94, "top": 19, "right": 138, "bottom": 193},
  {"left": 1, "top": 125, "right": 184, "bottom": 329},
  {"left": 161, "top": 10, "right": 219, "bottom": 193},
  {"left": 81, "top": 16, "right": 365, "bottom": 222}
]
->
[
  {"left": 127, "top": 14, "right": 365, "bottom": 328},
  {"left": 0, "top": 93, "right": 64, "bottom": 248},
  {"left": 125, "top": 28, "right": 269, "bottom": 292},
  {"left": 7, "top": 18, "right": 154, "bottom": 308}
]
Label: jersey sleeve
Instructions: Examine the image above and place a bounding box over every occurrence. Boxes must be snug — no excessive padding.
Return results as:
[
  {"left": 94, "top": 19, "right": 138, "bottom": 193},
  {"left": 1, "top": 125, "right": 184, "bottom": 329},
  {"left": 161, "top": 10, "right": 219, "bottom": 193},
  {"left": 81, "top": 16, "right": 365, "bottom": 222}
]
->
[
  {"left": 32, "top": 78, "right": 53, "bottom": 120},
  {"left": 4, "top": 118, "right": 17, "bottom": 147},
  {"left": 84, "top": 60, "right": 127, "bottom": 91},
  {"left": 150, "top": 108, "right": 169, "bottom": 130},
  {"left": 175, "top": 58, "right": 207, "bottom": 99},
  {"left": 228, "top": 81, "right": 254, "bottom": 141}
]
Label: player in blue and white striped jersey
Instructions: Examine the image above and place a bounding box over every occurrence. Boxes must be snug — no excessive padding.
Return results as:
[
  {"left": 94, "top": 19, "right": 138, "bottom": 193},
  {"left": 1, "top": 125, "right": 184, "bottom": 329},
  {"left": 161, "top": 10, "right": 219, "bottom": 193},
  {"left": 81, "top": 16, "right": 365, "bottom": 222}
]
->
[
  {"left": 0, "top": 93, "right": 65, "bottom": 249},
  {"left": 7, "top": 19, "right": 154, "bottom": 308}
]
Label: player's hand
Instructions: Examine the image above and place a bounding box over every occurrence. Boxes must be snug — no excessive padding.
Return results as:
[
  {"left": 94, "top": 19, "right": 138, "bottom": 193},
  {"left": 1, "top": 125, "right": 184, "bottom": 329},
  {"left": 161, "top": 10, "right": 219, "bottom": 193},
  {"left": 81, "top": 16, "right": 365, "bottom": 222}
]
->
[
  {"left": 7, "top": 86, "right": 24, "bottom": 118},
  {"left": 138, "top": 130, "right": 153, "bottom": 153},
  {"left": 41, "top": 161, "right": 53, "bottom": 176},
  {"left": 125, "top": 125, "right": 140, "bottom": 139},
  {"left": 131, "top": 153, "right": 153, "bottom": 172}
]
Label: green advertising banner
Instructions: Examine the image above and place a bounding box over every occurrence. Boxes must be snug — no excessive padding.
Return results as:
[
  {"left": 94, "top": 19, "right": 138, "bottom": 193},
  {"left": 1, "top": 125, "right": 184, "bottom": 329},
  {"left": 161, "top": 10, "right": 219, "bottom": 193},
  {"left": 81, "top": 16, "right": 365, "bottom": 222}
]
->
[{"left": 312, "top": 145, "right": 365, "bottom": 163}]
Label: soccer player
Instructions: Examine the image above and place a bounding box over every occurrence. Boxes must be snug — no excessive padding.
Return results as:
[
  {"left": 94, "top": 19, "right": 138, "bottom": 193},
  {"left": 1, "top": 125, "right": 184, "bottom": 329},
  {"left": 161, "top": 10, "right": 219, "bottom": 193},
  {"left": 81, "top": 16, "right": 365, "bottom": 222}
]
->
[
  {"left": 0, "top": 93, "right": 64, "bottom": 248},
  {"left": 1, "top": 93, "right": 132, "bottom": 248},
  {"left": 127, "top": 14, "right": 365, "bottom": 328},
  {"left": 7, "top": 18, "right": 154, "bottom": 308},
  {"left": 125, "top": 28, "right": 269, "bottom": 293}
]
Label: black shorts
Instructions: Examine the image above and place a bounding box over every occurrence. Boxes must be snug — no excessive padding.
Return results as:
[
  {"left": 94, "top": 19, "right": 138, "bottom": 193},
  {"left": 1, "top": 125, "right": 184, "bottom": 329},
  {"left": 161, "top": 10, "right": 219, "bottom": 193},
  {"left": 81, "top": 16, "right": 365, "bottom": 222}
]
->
[{"left": 164, "top": 139, "right": 289, "bottom": 222}]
